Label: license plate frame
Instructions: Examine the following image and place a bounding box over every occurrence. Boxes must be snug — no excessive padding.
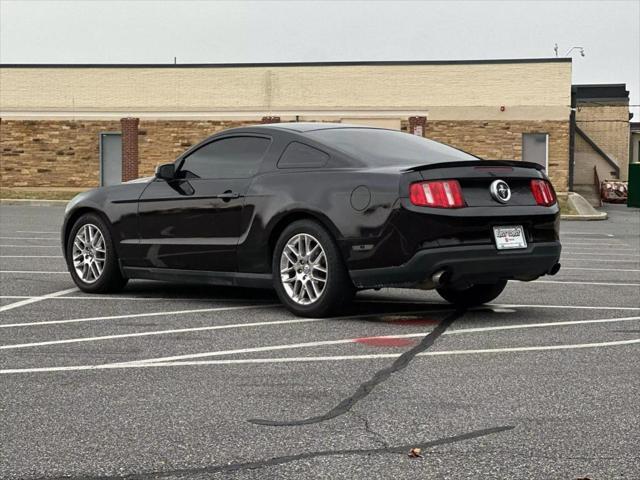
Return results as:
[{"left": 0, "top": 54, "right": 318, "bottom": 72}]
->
[{"left": 493, "top": 225, "right": 527, "bottom": 250}]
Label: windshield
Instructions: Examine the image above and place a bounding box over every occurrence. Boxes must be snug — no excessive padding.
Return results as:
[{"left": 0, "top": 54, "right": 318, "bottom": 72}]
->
[{"left": 306, "top": 128, "right": 478, "bottom": 166}]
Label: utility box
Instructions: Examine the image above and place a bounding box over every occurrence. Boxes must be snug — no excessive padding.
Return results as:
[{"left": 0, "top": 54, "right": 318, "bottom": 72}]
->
[{"left": 629, "top": 163, "right": 640, "bottom": 208}]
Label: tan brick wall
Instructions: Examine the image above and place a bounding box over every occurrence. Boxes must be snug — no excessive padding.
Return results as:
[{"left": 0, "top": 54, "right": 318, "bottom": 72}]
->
[
  {"left": 574, "top": 134, "right": 620, "bottom": 185},
  {"left": 402, "top": 120, "right": 570, "bottom": 192},
  {"left": 1, "top": 62, "right": 571, "bottom": 118},
  {"left": 0, "top": 120, "right": 120, "bottom": 187},
  {"left": 576, "top": 105, "right": 630, "bottom": 180}
]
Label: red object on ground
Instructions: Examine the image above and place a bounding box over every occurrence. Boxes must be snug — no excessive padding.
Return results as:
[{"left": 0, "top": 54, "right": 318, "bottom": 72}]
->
[
  {"left": 354, "top": 337, "right": 416, "bottom": 347},
  {"left": 601, "top": 180, "right": 628, "bottom": 203}
]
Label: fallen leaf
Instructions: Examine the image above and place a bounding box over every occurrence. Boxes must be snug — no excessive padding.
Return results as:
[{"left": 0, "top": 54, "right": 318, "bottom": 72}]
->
[{"left": 408, "top": 447, "right": 423, "bottom": 458}]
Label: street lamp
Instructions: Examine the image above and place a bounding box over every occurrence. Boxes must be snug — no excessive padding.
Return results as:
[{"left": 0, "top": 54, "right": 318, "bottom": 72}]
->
[{"left": 554, "top": 44, "right": 585, "bottom": 57}]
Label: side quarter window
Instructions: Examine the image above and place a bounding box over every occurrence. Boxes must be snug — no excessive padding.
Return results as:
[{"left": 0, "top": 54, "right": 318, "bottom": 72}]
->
[
  {"left": 179, "top": 136, "right": 271, "bottom": 179},
  {"left": 277, "top": 142, "right": 329, "bottom": 169}
]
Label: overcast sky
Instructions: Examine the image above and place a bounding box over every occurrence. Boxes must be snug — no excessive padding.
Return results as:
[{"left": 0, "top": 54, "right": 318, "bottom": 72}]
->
[{"left": 1, "top": 0, "right": 638, "bottom": 116}]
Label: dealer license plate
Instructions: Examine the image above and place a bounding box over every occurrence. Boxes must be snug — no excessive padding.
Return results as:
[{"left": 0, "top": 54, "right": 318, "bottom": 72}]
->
[{"left": 493, "top": 225, "right": 527, "bottom": 250}]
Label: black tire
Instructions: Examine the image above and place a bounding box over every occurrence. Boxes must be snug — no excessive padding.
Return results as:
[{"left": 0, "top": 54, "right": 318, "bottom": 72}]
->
[
  {"left": 65, "top": 213, "right": 128, "bottom": 293},
  {"left": 272, "top": 220, "right": 354, "bottom": 317},
  {"left": 436, "top": 280, "right": 508, "bottom": 307}
]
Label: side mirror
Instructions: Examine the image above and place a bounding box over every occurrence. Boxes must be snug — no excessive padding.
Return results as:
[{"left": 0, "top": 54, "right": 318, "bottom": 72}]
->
[{"left": 155, "top": 163, "right": 175, "bottom": 181}]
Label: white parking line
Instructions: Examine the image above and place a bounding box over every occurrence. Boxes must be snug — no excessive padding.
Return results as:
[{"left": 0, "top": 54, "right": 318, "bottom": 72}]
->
[
  {"left": 0, "top": 237, "right": 59, "bottom": 240},
  {"left": 0, "top": 287, "right": 78, "bottom": 313},
  {"left": 533, "top": 280, "right": 640, "bottom": 286},
  {"left": 0, "top": 245, "right": 60, "bottom": 248},
  {"left": 2, "top": 339, "right": 638, "bottom": 374},
  {"left": 563, "top": 253, "right": 640, "bottom": 257},
  {"left": 560, "top": 267, "right": 640, "bottom": 272},
  {"left": 356, "top": 300, "right": 640, "bottom": 311},
  {"left": 560, "top": 258, "right": 638, "bottom": 263},
  {"left": 0, "top": 315, "right": 313, "bottom": 350},
  {"left": 0, "top": 271, "right": 67, "bottom": 274},
  {"left": 491, "top": 303, "right": 640, "bottom": 311},
  {"left": 562, "top": 242, "right": 630, "bottom": 247},
  {"left": 561, "top": 232, "right": 614, "bottom": 237},
  {"left": 118, "top": 316, "right": 640, "bottom": 365},
  {"left": 15, "top": 231, "right": 59, "bottom": 234},
  {"left": 0, "top": 304, "right": 281, "bottom": 329},
  {"left": 0, "top": 295, "right": 259, "bottom": 302},
  {"left": 0, "top": 255, "right": 63, "bottom": 258},
  {"left": 563, "top": 248, "right": 638, "bottom": 252}
]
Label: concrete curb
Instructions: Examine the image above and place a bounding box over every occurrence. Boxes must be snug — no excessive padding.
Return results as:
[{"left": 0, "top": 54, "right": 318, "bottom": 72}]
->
[
  {"left": 562, "top": 192, "right": 608, "bottom": 221},
  {"left": 561, "top": 212, "right": 608, "bottom": 221},
  {"left": 0, "top": 198, "right": 69, "bottom": 207}
]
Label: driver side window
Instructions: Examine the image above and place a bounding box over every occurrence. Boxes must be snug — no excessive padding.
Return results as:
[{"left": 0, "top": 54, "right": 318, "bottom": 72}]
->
[{"left": 179, "top": 136, "right": 271, "bottom": 179}]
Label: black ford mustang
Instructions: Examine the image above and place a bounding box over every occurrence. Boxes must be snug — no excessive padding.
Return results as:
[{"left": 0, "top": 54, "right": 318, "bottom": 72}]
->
[{"left": 62, "top": 123, "right": 561, "bottom": 317}]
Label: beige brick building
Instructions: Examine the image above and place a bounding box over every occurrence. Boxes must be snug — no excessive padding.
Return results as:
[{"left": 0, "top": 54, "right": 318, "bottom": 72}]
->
[
  {"left": 1, "top": 59, "right": 573, "bottom": 191},
  {"left": 571, "top": 84, "right": 633, "bottom": 204}
]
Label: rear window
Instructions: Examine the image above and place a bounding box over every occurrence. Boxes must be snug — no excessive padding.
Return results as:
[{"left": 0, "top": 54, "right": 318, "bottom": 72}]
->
[
  {"left": 277, "top": 142, "right": 329, "bottom": 169},
  {"left": 306, "top": 128, "right": 477, "bottom": 166}
]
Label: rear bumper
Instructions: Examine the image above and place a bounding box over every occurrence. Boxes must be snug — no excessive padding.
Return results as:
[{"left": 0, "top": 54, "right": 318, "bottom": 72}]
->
[{"left": 349, "top": 241, "right": 561, "bottom": 289}]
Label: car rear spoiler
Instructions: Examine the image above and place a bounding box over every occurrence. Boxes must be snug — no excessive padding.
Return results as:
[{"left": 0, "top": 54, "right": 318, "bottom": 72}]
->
[{"left": 402, "top": 160, "right": 545, "bottom": 172}]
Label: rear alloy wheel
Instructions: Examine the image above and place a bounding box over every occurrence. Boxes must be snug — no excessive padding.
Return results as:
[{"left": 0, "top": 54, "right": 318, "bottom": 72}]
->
[
  {"left": 273, "top": 220, "right": 354, "bottom": 317},
  {"left": 66, "top": 213, "right": 128, "bottom": 293},
  {"left": 436, "top": 280, "right": 508, "bottom": 307}
]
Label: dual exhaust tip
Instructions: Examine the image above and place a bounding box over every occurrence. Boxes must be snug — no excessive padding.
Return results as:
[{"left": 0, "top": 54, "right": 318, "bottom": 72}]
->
[{"left": 430, "top": 262, "right": 561, "bottom": 288}]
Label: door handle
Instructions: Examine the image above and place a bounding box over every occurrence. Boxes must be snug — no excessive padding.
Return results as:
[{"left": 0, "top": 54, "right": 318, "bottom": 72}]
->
[{"left": 217, "top": 191, "right": 241, "bottom": 201}]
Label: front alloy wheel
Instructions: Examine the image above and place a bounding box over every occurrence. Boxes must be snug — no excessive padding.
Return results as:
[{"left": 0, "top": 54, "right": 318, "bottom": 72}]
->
[
  {"left": 280, "top": 233, "right": 328, "bottom": 305},
  {"left": 66, "top": 213, "right": 127, "bottom": 293},
  {"left": 72, "top": 224, "right": 106, "bottom": 283}
]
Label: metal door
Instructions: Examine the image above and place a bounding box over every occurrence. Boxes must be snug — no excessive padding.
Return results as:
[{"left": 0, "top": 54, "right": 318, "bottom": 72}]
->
[
  {"left": 100, "top": 132, "right": 122, "bottom": 186},
  {"left": 522, "top": 133, "right": 548, "bottom": 170}
]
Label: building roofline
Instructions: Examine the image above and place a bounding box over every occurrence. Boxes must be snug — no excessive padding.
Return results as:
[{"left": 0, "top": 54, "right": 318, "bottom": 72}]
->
[
  {"left": 0, "top": 58, "right": 572, "bottom": 69},
  {"left": 573, "top": 83, "right": 629, "bottom": 104},
  {"left": 573, "top": 83, "right": 627, "bottom": 88}
]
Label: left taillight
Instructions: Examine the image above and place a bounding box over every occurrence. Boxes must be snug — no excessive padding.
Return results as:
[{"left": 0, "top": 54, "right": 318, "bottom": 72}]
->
[
  {"left": 409, "top": 180, "right": 465, "bottom": 208},
  {"left": 530, "top": 179, "right": 556, "bottom": 206}
]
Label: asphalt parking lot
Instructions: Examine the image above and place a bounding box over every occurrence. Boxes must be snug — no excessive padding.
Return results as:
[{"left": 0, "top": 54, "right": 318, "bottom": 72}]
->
[{"left": 1, "top": 203, "right": 639, "bottom": 479}]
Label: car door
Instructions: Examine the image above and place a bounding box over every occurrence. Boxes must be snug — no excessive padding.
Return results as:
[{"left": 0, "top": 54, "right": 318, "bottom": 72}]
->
[{"left": 135, "top": 135, "right": 272, "bottom": 271}]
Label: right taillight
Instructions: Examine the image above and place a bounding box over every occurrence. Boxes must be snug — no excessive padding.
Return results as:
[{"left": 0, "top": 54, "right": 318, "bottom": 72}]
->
[
  {"left": 530, "top": 179, "right": 556, "bottom": 206},
  {"left": 409, "top": 180, "right": 465, "bottom": 208}
]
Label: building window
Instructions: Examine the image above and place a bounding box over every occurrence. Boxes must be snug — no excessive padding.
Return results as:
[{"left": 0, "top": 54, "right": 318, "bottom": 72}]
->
[{"left": 522, "top": 133, "right": 548, "bottom": 170}]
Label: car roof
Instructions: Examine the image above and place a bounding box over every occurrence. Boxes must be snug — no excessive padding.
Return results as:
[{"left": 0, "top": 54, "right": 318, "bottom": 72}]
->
[{"left": 244, "top": 122, "right": 391, "bottom": 133}]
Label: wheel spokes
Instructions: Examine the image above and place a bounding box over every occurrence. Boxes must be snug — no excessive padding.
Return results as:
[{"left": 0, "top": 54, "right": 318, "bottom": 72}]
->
[
  {"left": 280, "top": 233, "right": 328, "bottom": 306},
  {"left": 72, "top": 223, "right": 107, "bottom": 284}
]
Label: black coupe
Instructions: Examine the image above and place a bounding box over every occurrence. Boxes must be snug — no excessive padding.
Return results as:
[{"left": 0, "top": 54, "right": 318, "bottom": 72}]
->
[{"left": 62, "top": 123, "right": 561, "bottom": 316}]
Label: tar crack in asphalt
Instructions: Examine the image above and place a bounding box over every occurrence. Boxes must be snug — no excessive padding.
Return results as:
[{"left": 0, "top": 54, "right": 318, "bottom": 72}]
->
[{"left": 248, "top": 309, "right": 464, "bottom": 426}]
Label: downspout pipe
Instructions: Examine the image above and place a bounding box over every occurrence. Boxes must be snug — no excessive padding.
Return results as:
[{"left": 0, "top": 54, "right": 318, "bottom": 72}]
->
[{"left": 568, "top": 85, "right": 577, "bottom": 192}]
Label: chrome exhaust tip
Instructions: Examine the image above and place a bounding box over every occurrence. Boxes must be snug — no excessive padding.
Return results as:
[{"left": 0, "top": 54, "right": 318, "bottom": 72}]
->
[{"left": 431, "top": 270, "right": 450, "bottom": 287}]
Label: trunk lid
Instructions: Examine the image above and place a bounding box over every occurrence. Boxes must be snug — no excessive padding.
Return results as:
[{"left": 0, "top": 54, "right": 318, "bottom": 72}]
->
[{"left": 406, "top": 160, "right": 549, "bottom": 207}]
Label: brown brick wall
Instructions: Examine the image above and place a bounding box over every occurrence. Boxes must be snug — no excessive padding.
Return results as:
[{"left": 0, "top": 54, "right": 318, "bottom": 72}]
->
[
  {"left": 1, "top": 120, "right": 120, "bottom": 187},
  {"left": 121, "top": 117, "right": 139, "bottom": 182},
  {"left": 401, "top": 120, "right": 570, "bottom": 192}
]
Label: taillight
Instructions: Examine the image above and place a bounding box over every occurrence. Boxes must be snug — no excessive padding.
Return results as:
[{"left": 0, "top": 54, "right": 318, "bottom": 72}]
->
[
  {"left": 530, "top": 179, "right": 556, "bottom": 206},
  {"left": 409, "top": 180, "right": 465, "bottom": 208}
]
